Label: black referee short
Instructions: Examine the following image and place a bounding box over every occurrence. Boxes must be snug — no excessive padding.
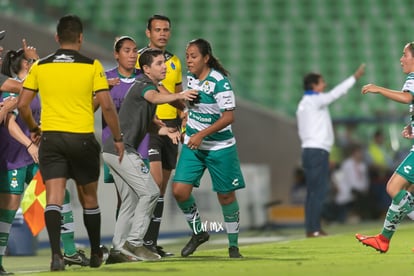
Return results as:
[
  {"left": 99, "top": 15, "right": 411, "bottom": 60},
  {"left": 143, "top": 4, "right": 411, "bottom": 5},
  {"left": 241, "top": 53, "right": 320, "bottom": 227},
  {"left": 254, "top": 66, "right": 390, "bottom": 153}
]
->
[{"left": 39, "top": 131, "right": 101, "bottom": 185}]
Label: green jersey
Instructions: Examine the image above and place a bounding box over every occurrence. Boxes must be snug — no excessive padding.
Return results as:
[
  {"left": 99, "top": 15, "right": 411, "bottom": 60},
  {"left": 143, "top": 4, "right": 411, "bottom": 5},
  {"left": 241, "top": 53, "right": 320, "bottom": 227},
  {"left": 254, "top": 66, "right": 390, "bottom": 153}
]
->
[{"left": 185, "top": 69, "right": 236, "bottom": 151}]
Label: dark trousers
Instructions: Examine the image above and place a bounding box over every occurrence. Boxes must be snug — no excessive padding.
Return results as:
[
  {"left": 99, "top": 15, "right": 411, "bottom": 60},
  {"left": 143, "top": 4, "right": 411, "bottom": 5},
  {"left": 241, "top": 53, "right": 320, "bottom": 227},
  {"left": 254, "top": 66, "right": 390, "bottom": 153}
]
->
[{"left": 302, "top": 148, "right": 330, "bottom": 233}]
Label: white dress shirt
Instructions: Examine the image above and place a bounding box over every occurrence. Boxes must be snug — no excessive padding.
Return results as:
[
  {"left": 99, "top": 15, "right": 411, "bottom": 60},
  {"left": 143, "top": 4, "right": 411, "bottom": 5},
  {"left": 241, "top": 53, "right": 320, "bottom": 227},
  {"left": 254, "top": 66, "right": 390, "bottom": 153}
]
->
[{"left": 296, "top": 76, "right": 356, "bottom": 152}]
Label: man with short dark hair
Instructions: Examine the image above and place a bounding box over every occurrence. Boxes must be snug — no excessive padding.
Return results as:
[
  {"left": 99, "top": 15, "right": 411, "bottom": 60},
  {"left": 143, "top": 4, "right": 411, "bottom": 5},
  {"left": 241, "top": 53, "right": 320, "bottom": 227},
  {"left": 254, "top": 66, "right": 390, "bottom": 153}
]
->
[
  {"left": 296, "top": 64, "right": 365, "bottom": 238},
  {"left": 103, "top": 48, "right": 197, "bottom": 262},
  {"left": 17, "top": 15, "right": 124, "bottom": 271},
  {"left": 136, "top": 14, "right": 184, "bottom": 257}
]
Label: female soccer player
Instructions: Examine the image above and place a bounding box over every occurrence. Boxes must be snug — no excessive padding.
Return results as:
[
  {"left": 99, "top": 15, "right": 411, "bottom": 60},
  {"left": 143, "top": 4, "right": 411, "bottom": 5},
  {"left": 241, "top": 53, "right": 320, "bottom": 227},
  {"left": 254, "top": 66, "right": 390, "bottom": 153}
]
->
[
  {"left": 172, "top": 38, "right": 245, "bottom": 258},
  {"left": 356, "top": 42, "right": 414, "bottom": 253}
]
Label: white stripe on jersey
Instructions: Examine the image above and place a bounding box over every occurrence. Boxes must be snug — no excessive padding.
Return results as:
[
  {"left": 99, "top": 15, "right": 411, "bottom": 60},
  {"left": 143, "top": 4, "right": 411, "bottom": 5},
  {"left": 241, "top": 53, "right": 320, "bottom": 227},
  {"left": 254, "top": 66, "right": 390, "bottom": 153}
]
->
[{"left": 184, "top": 135, "right": 235, "bottom": 151}]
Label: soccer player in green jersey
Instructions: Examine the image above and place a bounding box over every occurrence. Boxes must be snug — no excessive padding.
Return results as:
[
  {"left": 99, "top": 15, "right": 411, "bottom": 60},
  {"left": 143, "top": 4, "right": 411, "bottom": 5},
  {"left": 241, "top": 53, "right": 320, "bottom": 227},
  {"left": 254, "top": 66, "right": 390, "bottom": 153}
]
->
[
  {"left": 356, "top": 42, "right": 414, "bottom": 253},
  {"left": 172, "top": 38, "right": 245, "bottom": 258}
]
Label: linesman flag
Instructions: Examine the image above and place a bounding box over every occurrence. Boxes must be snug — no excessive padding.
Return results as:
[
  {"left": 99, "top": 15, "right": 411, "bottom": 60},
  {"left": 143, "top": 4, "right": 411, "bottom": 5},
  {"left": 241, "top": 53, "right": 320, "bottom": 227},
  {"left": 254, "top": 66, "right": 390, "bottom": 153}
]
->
[{"left": 21, "top": 170, "right": 46, "bottom": 236}]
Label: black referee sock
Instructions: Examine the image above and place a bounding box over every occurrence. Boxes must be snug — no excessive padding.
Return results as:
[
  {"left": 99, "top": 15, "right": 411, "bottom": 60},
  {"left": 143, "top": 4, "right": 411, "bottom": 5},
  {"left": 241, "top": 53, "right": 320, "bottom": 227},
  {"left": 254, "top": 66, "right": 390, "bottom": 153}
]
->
[
  {"left": 44, "top": 204, "right": 63, "bottom": 257},
  {"left": 83, "top": 207, "right": 101, "bottom": 254},
  {"left": 144, "top": 196, "right": 164, "bottom": 246}
]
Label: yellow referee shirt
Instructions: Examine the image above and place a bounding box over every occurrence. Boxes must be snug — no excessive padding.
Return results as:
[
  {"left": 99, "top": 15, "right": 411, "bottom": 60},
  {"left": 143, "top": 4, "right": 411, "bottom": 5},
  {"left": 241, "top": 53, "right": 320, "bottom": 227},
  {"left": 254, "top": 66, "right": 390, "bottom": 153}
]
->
[
  {"left": 136, "top": 47, "right": 182, "bottom": 119},
  {"left": 23, "top": 49, "right": 109, "bottom": 133}
]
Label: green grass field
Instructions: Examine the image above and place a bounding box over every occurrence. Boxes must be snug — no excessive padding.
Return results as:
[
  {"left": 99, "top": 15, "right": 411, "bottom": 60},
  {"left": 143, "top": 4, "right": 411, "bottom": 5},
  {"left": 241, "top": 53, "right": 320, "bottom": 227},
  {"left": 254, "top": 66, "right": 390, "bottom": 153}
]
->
[{"left": 5, "top": 221, "right": 414, "bottom": 275}]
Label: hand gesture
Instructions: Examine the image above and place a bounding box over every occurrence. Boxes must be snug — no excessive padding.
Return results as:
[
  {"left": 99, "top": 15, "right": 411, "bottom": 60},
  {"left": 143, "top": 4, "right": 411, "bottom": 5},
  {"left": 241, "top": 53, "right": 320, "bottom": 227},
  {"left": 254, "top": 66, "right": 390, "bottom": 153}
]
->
[
  {"left": 114, "top": 141, "right": 125, "bottom": 162},
  {"left": 22, "top": 39, "right": 39, "bottom": 60},
  {"left": 27, "top": 143, "right": 39, "bottom": 163},
  {"left": 354, "top": 63, "right": 365, "bottom": 80},
  {"left": 166, "top": 127, "right": 180, "bottom": 145},
  {"left": 30, "top": 126, "right": 42, "bottom": 145},
  {"left": 402, "top": 124, "right": 414, "bottom": 139},
  {"left": 187, "top": 132, "right": 203, "bottom": 150},
  {"left": 179, "top": 89, "right": 199, "bottom": 102},
  {"left": 361, "top": 83, "right": 383, "bottom": 95}
]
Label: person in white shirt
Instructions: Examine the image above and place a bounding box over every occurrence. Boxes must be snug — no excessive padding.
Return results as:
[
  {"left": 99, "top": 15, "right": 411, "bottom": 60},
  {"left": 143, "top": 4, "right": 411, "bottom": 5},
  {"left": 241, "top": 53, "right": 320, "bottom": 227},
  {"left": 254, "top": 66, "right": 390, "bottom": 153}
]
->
[
  {"left": 333, "top": 144, "right": 370, "bottom": 222},
  {"left": 296, "top": 64, "right": 365, "bottom": 237}
]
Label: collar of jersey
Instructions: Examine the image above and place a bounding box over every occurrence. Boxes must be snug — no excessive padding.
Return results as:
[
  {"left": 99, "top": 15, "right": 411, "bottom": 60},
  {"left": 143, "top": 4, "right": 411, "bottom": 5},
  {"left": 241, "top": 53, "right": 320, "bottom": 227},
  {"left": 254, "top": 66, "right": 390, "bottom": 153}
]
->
[{"left": 304, "top": 90, "right": 319, "bottom": 95}]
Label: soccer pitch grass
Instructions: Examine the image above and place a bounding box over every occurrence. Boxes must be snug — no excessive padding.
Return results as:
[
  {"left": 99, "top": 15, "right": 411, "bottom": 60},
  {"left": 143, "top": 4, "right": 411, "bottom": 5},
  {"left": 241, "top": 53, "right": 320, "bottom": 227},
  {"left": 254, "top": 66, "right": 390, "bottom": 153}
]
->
[{"left": 6, "top": 221, "right": 414, "bottom": 275}]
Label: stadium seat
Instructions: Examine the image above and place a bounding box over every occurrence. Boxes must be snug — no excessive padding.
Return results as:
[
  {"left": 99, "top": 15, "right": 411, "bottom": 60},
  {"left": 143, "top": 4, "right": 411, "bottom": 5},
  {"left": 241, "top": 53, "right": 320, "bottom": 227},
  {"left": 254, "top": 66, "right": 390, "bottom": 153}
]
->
[{"left": 8, "top": 0, "right": 413, "bottom": 120}]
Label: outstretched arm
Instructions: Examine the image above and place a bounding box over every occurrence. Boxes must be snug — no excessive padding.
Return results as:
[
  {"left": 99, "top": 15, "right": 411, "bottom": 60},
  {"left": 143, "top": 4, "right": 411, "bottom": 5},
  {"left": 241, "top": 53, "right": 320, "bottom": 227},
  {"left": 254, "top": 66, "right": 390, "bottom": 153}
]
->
[{"left": 361, "top": 84, "right": 413, "bottom": 104}]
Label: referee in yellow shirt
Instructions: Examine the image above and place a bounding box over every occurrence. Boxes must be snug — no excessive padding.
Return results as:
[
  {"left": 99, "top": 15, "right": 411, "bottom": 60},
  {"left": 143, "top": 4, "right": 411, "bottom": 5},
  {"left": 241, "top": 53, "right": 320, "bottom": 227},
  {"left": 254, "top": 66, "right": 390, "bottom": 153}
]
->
[{"left": 18, "top": 14, "right": 124, "bottom": 271}]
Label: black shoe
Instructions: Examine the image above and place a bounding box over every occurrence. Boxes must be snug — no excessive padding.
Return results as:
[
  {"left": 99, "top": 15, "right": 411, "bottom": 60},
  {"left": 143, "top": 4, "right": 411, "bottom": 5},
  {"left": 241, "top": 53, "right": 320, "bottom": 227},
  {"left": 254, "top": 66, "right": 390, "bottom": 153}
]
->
[
  {"left": 181, "top": 232, "right": 210, "bottom": 257},
  {"left": 229, "top": 246, "right": 243, "bottom": 258},
  {"left": 63, "top": 250, "right": 90, "bottom": 266},
  {"left": 90, "top": 245, "right": 109, "bottom": 268},
  {"left": 0, "top": 266, "right": 13, "bottom": 275},
  {"left": 50, "top": 254, "right": 65, "bottom": 271},
  {"left": 144, "top": 244, "right": 174, "bottom": 257},
  {"left": 106, "top": 249, "right": 138, "bottom": 264}
]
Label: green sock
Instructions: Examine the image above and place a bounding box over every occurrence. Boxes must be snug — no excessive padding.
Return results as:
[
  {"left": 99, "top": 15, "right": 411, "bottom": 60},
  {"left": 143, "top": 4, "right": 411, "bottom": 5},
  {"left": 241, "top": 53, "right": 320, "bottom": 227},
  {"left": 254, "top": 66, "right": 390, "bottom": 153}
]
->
[
  {"left": 61, "top": 190, "right": 77, "bottom": 256},
  {"left": 381, "top": 190, "right": 414, "bottom": 240},
  {"left": 221, "top": 200, "right": 240, "bottom": 248},
  {"left": 0, "top": 209, "right": 16, "bottom": 265},
  {"left": 177, "top": 194, "right": 202, "bottom": 234}
]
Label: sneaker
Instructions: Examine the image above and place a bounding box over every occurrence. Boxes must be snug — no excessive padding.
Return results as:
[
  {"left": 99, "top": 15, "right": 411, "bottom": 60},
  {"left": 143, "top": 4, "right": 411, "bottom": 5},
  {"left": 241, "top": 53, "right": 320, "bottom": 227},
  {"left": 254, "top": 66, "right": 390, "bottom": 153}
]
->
[
  {"left": 229, "top": 246, "right": 243, "bottom": 258},
  {"left": 0, "top": 265, "right": 13, "bottom": 275},
  {"left": 106, "top": 249, "right": 138, "bottom": 264},
  {"left": 355, "top": 233, "right": 389, "bottom": 253},
  {"left": 144, "top": 244, "right": 174, "bottom": 257},
  {"left": 121, "top": 241, "right": 161, "bottom": 261},
  {"left": 181, "top": 231, "right": 210, "bottom": 257},
  {"left": 306, "top": 230, "right": 328, "bottom": 238},
  {"left": 50, "top": 254, "right": 65, "bottom": 271},
  {"left": 63, "top": 250, "right": 90, "bottom": 266},
  {"left": 90, "top": 245, "right": 109, "bottom": 268}
]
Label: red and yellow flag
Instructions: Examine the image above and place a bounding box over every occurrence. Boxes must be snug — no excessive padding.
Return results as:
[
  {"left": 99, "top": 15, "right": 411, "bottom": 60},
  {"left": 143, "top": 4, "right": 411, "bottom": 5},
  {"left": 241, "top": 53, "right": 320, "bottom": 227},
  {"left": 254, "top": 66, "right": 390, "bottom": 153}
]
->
[{"left": 20, "top": 170, "right": 46, "bottom": 236}]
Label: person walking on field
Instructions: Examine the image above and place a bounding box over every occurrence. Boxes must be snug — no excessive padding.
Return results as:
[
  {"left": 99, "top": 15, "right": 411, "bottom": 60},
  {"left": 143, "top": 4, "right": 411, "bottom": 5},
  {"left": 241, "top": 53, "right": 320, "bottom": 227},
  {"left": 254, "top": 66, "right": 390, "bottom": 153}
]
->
[{"left": 172, "top": 38, "right": 245, "bottom": 258}]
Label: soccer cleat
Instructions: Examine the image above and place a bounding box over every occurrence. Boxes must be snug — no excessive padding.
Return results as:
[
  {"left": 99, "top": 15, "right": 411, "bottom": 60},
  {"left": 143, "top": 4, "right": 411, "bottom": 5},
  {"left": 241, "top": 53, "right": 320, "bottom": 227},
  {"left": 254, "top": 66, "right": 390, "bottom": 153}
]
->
[
  {"left": 90, "top": 245, "right": 109, "bottom": 268},
  {"left": 121, "top": 241, "right": 161, "bottom": 261},
  {"left": 144, "top": 244, "right": 174, "bottom": 257},
  {"left": 50, "top": 254, "right": 65, "bottom": 271},
  {"left": 63, "top": 250, "right": 90, "bottom": 266},
  {"left": 229, "top": 246, "right": 243, "bottom": 258},
  {"left": 0, "top": 265, "right": 13, "bottom": 275},
  {"left": 355, "top": 233, "right": 389, "bottom": 253},
  {"left": 181, "top": 231, "right": 210, "bottom": 257}
]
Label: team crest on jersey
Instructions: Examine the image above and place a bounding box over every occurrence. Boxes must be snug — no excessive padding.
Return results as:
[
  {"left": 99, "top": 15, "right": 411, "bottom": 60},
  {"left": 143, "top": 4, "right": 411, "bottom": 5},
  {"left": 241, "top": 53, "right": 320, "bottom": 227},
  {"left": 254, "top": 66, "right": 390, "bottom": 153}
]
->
[
  {"left": 10, "top": 177, "right": 18, "bottom": 189},
  {"left": 170, "top": 62, "right": 176, "bottom": 70},
  {"left": 140, "top": 162, "right": 149, "bottom": 174},
  {"left": 201, "top": 81, "right": 215, "bottom": 94}
]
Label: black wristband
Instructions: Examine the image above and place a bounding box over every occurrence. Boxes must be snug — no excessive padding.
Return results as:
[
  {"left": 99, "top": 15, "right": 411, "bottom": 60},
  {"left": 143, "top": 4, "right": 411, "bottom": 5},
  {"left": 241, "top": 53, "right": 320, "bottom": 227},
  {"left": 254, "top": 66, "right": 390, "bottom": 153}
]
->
[{"left": 26, "top": 142, "right": 33, "bottom": 150}]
